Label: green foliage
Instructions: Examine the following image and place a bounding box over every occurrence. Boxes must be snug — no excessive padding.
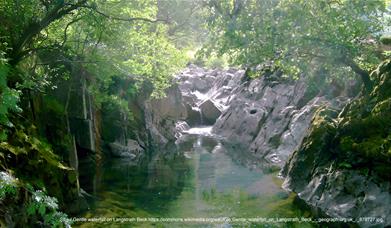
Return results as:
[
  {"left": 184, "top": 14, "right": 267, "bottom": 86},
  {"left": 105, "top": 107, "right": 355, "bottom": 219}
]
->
[
  {"left": 0, "top": 171, "right": 17, "bottom": 200},
  {"left": 202, "top": 0, "right": 388, "bottom": 83},
  {"left": 27, "top": 189, "right": 71, "bottom": 227},
  {"left": 157, "top": 0, "right": 208, "bottom": 49},
  {"left": 42, "top": 96, "right": 65, "bottom": 115},
  {"left": 0, "top": 129, "right": 70, "bottom": 170},
  {"left": 0, "top": 1, "right": 197, "bottom": 226},
  {"left": 1, "top": 172, "right": 71, "bottom": 228},
  {"left": 0, "top": 0, "right": 190, "bottom": 132},
  {"left": 380, "top": 35, "right": 391, "bottom": 45},
  {"left": 204, "top": 55, "right": 228, "bottom": 69},
  {"left": 0, "top": 62, "right": 22, "bottom": 141},
  {"left": 338, "top": 161, "right": 352, "bottom": 169}
]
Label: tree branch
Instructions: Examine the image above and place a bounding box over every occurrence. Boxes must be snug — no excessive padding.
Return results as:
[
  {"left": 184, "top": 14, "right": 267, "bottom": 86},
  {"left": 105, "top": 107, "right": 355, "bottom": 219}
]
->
[
  {"left": 61, "top": 16, "right": 84, "bottom": 47},
  {"left": 81, "top": 5, "right": 167, "bottom": 23},
  {"left": 10, "top": 0, "right": 88, "bottom": 65},
  {"left": 341, "top": 56, "right": 373, "bottom": 92}
]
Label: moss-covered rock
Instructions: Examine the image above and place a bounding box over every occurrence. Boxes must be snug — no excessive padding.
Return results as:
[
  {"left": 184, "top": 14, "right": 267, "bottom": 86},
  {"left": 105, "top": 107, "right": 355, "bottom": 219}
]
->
[{"left": 282, "top": 60, "right": 391, "bottom": 226}]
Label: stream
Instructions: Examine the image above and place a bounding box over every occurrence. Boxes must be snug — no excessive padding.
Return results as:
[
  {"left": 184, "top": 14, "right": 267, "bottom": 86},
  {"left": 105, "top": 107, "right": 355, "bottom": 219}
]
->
[{"left": 74, "top": 126, "right": 314, "bottom": 228}]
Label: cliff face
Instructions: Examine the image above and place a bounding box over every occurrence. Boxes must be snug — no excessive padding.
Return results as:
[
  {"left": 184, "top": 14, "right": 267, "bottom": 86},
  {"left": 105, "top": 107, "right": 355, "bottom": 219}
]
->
[
  {"left": 282, "top": 60, "right": 391, "bottom": 226},
  {"left": 165, "top": 65, "right": 349, "bottom": 166},
  {"left": 13, "top": 64, "right": 189, "bottom": 216},
  {"left": 144, "top": 85, "right": 188, "bottom": 145},
  {"left": 6, "top": 61, "right": 387, "bottom": 225},
  {"left": 213, "top": 72, "right": 348, "bottom": 165},
  {"left": 10, "top": 66, "right": 154, "bottom": 215}
]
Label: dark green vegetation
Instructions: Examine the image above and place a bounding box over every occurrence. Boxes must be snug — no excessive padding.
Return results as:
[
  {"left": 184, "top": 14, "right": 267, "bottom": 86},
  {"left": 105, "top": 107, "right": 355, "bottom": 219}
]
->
[
  {"left": 281, "top": 60, "right": 391, "bottom": 224},
  {"left": 1, "top": 0, "right": 391, "bottom": 227},
  {"left": 0, "top": 0, "right": 202, "bottom": 226},
  {"left": 201, "top": 0, "right": 389, "bottom": 91},
  {"left": 313, "top": 60, "right": 391, "bottom": 180}
]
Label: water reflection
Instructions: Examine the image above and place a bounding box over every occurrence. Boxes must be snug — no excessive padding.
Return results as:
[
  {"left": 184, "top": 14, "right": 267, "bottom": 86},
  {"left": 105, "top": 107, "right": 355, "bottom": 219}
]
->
[{"left": 75, "top": 128, "right": 313, "bottom": 227}]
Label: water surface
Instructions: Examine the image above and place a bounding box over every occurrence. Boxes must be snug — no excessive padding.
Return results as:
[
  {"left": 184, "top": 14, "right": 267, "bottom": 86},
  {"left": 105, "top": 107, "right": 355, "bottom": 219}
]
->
[{"left": 75, "top": 127, "right": 313, "bottom": 227}]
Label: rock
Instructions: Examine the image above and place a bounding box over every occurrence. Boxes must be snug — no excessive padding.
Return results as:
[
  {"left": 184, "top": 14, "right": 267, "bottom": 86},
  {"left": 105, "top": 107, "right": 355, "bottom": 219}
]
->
[
  {"left": 69, "top": 118, "right": 95, "bottom": 152},
  {"left": 193, "top": 77, "right": 209, "bottom": 92},
  {"left": 212, "top": 68, "right": 353, "bottom": 165},
  {"left": 174, "top": 121, "right": 190, "bottom": 139},
  {"left": 184, "top": 104, "right": 202, "bottom": 126},
  {"left": 199, "top": 99, "right": 222, "bottom": 125},
  {"left": 282, "top": 61, "right": 391, "bottom": 227},
  {"left": 109, "top": 139, "right": 144, "bottom": 159},
  {"left": 144, "top": 85, "right": 188, "bottom": 145}
]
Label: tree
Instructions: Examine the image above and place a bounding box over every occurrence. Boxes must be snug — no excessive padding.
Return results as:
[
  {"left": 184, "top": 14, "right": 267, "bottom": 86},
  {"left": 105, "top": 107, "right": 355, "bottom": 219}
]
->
[
  {"left": 202, "top": 0, "right": 389, "bottom": 91},
  {"left": 0, "top": 0, "right": 188, "bottom": 139},
  {"left": 0, "top": 0, "right": 186, "bottom": 91},
  {"left": 157, "top": 0, "right": 208, "bottom": 49}
]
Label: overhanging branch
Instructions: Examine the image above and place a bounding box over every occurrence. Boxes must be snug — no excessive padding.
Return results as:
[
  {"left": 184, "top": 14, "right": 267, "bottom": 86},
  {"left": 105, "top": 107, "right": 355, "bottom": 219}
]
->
[{"left": 81, "top": 5, "right": 168, "bottom": 23}]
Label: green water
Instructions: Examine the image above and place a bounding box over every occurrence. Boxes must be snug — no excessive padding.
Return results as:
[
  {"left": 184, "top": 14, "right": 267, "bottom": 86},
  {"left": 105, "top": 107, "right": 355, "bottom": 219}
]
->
[{"left": 74, "top": 127, "right": 314, "bottom": 228}]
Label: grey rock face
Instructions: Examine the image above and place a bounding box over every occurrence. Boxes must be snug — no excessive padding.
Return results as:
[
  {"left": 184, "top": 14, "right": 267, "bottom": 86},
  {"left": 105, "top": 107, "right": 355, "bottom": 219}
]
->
[
  {"left": 146, "top": 64, "right": 391, "bottom": 226},
  {"left": 65, "top": 74, "right": 96, "bottom": 153},
  {"left": 184, "top": 103, "right": 202, "bottom": 126},
  {"left": 144, "top": 85, "right": 188, "bottom": 145},
  {"left": 213, "top": 74, "right": 347, "bottom": 165},
  {"left": 144, "top": 65, "right": 244, "bottom": 145},
  {"left": 283, "top": 142, "right": 391, "bottom": 227},
  {"left": 199, "top": 99, "right": 222, "bottom": 125},
  {"left": 109, "top": 139, "right": 144, "bottom": 159},
  {"left": 281, "top": 61, "right": 391, "bottom": 227},
  {"left": 158, "top": 65, "right": 346, "bottom": 165},
  {"left": 69, "top": 118, "right": 95, "bottom": 152}
]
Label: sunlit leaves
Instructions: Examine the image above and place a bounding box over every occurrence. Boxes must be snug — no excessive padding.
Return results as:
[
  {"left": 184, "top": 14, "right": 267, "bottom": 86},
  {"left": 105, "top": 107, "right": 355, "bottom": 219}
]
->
[
  {"left": 203, "top": 0, "right": 389, "bottom": 80},
  {"left": 0, "top": 63, "right": 21, "bottom": 139}
]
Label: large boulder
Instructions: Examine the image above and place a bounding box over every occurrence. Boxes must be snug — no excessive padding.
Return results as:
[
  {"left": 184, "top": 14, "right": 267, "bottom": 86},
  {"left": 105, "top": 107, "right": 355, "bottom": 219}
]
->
[
  {"left": 109, "top": 139, "right": 144, "bottom": 159},
  {"left": 144, "top": 85, "right": 188, "bottom": 145},
  {"left": 199, "top": 99, "right": 222, "bottom": 125},
  {"left": 185, "top": 104, "right": 202, "bottom": 126}
]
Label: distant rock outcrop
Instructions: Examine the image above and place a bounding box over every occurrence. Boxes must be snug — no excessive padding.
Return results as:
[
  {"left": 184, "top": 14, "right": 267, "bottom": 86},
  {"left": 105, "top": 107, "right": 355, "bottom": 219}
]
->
[{"left": 153, "top": 64, "right": 348, "bottom": 165}]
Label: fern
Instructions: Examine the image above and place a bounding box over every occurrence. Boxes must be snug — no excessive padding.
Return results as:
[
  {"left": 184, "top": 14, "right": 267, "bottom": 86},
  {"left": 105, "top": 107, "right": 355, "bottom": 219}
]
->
[
  {"left": 26, "top": 189, "right": 72, "bottom": 227},
  {"left": 0, "top": 178, "right": 74, "bottom": 228},
  {"left": 0, "top": 171, "right": 18, "bottom": 200},
  {"left": 0, "top": 62, "right": 22, "bottom": 141}
]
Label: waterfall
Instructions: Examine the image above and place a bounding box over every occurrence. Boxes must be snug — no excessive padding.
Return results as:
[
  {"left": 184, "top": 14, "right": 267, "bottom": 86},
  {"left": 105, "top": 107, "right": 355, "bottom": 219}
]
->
[{"left": 199, "top": 108, "right": 204, "bottom": 125}]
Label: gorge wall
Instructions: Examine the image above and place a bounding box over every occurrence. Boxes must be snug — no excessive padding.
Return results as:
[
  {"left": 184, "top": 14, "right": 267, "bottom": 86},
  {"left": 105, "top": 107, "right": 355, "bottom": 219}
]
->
[
  {"left": 8, "top": 61, "right": 389, "bottom": 226},
  {"left": 147, "top": 63, "right": 390, "bottom": 226},
  {"left": 282, "top": 60, "right": 391, "bottom": 227},
  {"left": 160, "top": 65, "right": 350, "bottom": 166}
]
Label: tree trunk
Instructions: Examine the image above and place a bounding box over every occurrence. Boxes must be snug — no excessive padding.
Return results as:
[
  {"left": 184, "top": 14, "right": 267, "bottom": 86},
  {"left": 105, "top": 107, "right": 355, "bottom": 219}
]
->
[
  {"left": 9, "top": 1, "right": 87, "bottom": 66},
  {"left": 342, "top": 57, "right": 373, "bottom": 93}
]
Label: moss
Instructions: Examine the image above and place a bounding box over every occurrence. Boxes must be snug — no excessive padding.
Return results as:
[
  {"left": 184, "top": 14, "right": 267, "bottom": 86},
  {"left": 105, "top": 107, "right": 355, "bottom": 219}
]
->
[
  {"left": 380, "top": 35, "right": 391, "bottom": 45},
  {"left": 339, "top": 115, "right": 391, "bottom": 141},
  {"left": 372, "top": 98, "right": 391, "bottom": 115},
  {"left": 333, "top": 60, "right": 391, "bottom": 179},
  {"left": 0, "top": 124, "right": 79, "bottom": 207},
  {"left": 42, "top": 96, "right": 65, "bottom": 115},
  {"left": 269, "top": 134, "right": 282, "bottom": 149},
  {"left": 290, "top": 60, "right": 391, "bottom": 181}
]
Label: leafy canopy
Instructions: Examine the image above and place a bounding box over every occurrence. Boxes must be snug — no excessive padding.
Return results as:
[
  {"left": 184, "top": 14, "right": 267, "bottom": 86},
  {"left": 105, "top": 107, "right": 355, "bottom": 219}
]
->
[
  {"left": 0, "top": 0, "right": 191, "bottom": 139},
  {"left": 201, "top": 0, "right": 389, "bottom": 88}
]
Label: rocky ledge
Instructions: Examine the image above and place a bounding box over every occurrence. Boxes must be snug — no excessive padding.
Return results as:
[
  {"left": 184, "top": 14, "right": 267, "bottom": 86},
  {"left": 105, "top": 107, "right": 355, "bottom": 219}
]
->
[{"left": 282, "top": 60, "right": 391, "bottom": 227}]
